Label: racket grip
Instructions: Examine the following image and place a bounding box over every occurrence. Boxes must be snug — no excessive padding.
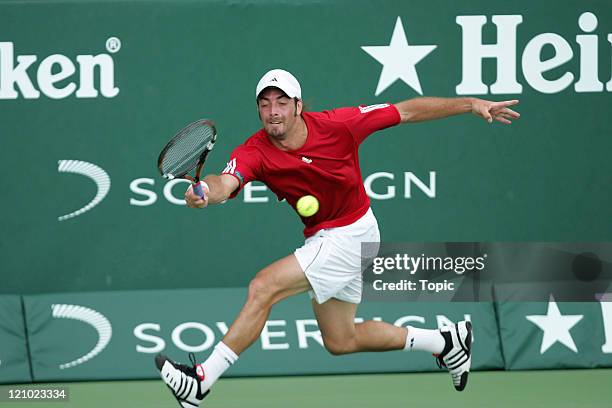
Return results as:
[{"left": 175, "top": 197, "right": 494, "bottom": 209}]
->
[{"left": 193, "top": 182, "right": 205, "bottom": 198}]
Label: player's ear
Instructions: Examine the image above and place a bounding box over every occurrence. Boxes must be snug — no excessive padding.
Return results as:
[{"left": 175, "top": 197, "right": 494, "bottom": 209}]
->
[
  {"left": 295, "top": 98, "right": 303, "bottom": 116},
  {"left": 256, "top": 98, "right": 263, "bottom": 121}
]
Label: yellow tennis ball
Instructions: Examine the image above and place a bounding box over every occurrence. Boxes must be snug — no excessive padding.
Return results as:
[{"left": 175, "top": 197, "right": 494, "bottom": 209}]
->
[{"left": 296, "top": 195, "right": 319, "bottom": 217}]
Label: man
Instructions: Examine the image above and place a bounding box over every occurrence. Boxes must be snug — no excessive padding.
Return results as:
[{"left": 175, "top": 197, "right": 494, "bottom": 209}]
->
[{"left": 155, "top": 69, "right": 520, "bottom": 407}]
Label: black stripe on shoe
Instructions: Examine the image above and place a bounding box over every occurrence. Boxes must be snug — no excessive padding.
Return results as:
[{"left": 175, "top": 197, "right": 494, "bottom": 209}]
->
[
  {"left": 176, "top": 376, "right": 191, "bottom": 399},
  {"left": 446, "top": 350, "right": 465, "bottom": 365},
  {"left": 458, "top": 321, "right": 473, "bottom": 354},
  {"left": 455, "top": 372, "right": 469, "bottom": 391},
  {"left": 445, "top": 349, "right": 462, "bottom": 362},
  {"left": 177, "top": 373, "right": 189, "bottom": 398},
  {"left": 447, "top": 355, "right": 468, "bottom": 370},
  {"left": 439, "top": 331, "right": 452, "bottom": 356}
]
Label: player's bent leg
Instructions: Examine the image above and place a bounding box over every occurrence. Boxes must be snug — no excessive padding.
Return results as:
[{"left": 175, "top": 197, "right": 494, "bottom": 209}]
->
[
  {"left": 156, "top": 254, "right": 310, "bottom": 407},
  {"left": 223, "top": 254, "right": 311, "bottom": 354},
  {"left": 312, "top": 298, "right": 407, "bottom": 355},
  {"left": 313, "top": 299, "right": 474, "bottom": 392}
]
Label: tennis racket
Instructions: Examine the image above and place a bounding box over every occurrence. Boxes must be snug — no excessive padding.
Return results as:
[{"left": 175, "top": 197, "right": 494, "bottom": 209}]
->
[{"left": 157, "top": 119, "right": 217, "bottom": 198}]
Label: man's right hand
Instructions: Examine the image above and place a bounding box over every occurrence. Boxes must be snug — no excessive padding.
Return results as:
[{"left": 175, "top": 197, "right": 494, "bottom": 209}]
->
[{"left": 185, "top": 182, "right": 210, "bottom": 209}]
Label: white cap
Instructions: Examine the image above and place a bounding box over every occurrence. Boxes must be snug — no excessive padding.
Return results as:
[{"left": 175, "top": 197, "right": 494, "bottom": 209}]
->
[{"left": 255, "top": 69, "right": 302, "bottom": 99}]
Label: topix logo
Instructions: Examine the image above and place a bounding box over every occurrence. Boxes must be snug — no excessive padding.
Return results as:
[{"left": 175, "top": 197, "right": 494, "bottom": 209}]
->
[
  {"left": 58, "top": 160, "right": 111, "bottom": 221},
  {"left": 51, "top": 304, "right": 112, "bottom": 369},
  {"left": 0, "top": 37, "right": 120, "bottom": 100},
  {"left": 362, "top": 12, "right": 611, "bottom": 96}
]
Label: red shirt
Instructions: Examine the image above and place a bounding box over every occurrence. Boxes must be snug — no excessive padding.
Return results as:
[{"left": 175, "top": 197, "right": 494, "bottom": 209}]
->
[{"left": 221, "top": 103, "right": 401, "bottom": 237}]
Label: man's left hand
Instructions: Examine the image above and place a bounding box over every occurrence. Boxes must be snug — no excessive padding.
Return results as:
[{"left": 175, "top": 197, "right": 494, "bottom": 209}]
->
[{"left": 472, "top": 99, "right": 520, "bottom": 124}]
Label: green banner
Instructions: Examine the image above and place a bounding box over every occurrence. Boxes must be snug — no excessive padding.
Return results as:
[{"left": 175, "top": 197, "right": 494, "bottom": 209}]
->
[
  {"left": 0, "top": 1, "right": 610, "bottom": 294},
  {"left": 10, "top": 288, "right": 612, "bottom": 383},
  {"left": 22, "top": 289, "right": 502, "bottom": 382},
  {"left": 497, "top": 299, "right": 612, "bottom": 369},
  {"left": 0, "top": 296, "right": 31, "bottom": 383}
]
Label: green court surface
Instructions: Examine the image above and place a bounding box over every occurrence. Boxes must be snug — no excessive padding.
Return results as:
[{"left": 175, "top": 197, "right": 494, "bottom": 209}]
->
[{"left": 2, "top": 369, "right": 611, "bottom": 408}]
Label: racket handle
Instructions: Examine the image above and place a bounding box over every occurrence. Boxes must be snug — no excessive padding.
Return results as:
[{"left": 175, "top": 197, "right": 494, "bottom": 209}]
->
[{"left": 193, "top": 182, "right": 205, "bottom": 198}]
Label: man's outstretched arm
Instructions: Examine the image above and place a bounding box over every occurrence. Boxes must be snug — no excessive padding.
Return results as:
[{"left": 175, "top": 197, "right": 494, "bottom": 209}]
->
[{"left": 393, "top": 97, "right": 520, "bottom": 124}]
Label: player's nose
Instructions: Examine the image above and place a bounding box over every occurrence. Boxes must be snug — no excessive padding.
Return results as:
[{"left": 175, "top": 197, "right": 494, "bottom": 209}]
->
[{"left": 269, "top": 102, "right": 283, "bottom": 116}]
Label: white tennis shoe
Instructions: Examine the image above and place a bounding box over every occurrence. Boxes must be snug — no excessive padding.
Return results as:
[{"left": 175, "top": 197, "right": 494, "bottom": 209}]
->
[
  {"left": 436, "top": 321, "right": 473, "bottom": 391},
  {"left": 155, "top": 353, "right": 209, "bottom": 407}
]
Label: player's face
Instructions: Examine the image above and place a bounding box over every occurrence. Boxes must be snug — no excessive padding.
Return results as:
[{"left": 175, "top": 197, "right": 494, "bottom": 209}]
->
[{"left": 257, "top": 88, "right": 302, "bottom": 139}]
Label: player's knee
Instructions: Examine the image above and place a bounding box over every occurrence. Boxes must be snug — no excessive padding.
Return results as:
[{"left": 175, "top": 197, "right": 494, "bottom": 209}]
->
[
  {"left": 323, "top": 338, "right": 356, "bottom": 356},
  {"left": 247, "top": 277, "right": 274, "bottom": 306}
]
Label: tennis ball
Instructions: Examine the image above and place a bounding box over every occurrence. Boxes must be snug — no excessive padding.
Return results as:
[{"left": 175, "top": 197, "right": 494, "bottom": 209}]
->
[{"left": 296, "top": 195, "right": 319, "bottom": 217}]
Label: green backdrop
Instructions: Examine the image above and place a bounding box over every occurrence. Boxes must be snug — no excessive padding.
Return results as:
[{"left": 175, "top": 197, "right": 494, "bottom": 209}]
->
[{"left": 0, "top": 1, "right": 610, "bottom": 293}]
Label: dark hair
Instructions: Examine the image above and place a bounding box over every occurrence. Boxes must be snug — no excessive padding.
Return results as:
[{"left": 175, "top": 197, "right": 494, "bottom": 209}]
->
[{"left": 296, "top": 98, "right": 309, "bottom": 115}]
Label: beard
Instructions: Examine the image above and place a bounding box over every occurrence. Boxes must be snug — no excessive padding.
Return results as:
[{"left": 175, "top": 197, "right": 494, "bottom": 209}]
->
[{"left": 265, "top": 122, "right": 288, "bottom": 139}]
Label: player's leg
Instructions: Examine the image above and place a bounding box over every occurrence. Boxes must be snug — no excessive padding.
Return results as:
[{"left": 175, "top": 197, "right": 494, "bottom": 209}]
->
[
  {"left": 222, "top": 254, "right": 310, "bottom": 353},
  {"left": 312, "top": 297, "right": 447, "bottom": 354},
  {"left": 313, "top": 296, "right": 472, "bottom": 391},
  {"left": 312, "top": 298, "right": 407, "bottom": 354},
  {"left": 310, "top": 252, "right": 448, "bottom": 356},
  {"left": 305, "top": 206, "right": 472, "bottom": 391},
  {"left": 156, "top": 254, "right": 310, "bottom": 407}
]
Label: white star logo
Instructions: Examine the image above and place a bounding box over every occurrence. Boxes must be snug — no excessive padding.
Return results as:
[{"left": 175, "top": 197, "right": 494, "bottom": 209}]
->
[
  {"left": 526, "top": 296, "right": 584, "bottom": 354},
  {"left": 361, "top": 17, "right": 437, "bottom": 96}
]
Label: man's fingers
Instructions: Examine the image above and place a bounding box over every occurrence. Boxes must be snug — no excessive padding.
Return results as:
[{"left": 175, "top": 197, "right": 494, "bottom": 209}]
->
[
  {"left": 504, "top": 108, "right": 520, "bottom": 118},
  {"left": 479, "top": 106, "right": 493, "bottom": 123},
  {"left": 491, "top": 108, "right": 520, "bottom": 121},
  {"left": 495, "top": 116, "right": 512, "bottom": 124},
  {"left": 492, "top": 111, "right": 517, "bottom": 124},
  {"left": 185, "top": 191, "right": 202, "bottom": 207},
  {"left": 475, "top": 99, "right": 520, "bottom": 124},
  {"left": 492, "top": 99, "right": 519, "bottom": 108},
  {"left": 183, "top": 184, "right": 209, "bottom": 209},
  {"left": 187, "top": 198, "right": 206, "bottom": 208},
  {"left": 185, "top": 187, "right": 196, "bottom": 199},
  {"left": 493, "top": 107, "right": 520, "bottom": 118},
  {"left": 185, "top": 196, "right": 199, "bottom": 208}
]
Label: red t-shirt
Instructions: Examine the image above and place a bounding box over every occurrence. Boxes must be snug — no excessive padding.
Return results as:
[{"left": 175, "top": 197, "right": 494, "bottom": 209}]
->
[{"left": 221, "top": 103, "right": 401, "bottom": 237}]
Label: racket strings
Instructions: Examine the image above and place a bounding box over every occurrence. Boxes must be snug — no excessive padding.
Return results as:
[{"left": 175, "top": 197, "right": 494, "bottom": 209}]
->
[{"left": 160, "top": 125, "right": 215, "bottom": 177}]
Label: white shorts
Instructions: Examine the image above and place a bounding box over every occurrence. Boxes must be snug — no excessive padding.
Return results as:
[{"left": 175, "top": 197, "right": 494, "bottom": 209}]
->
[{"left": 294, "top": 208, "right": 380, "bottom": 304}]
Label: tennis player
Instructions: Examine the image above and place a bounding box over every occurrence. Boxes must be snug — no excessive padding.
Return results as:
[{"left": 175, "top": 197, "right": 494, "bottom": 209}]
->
[{"left": 155, "top": 69, "right": 520, "bottom": 407}]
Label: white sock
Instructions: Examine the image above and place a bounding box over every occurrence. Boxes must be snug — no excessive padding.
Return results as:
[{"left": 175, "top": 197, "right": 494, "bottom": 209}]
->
[
  {"left": 198, "top": 342, "right": 238, "bottom": 392},
  {"left": 404, "top": 326, "right": 445, "bottom": 354}
]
